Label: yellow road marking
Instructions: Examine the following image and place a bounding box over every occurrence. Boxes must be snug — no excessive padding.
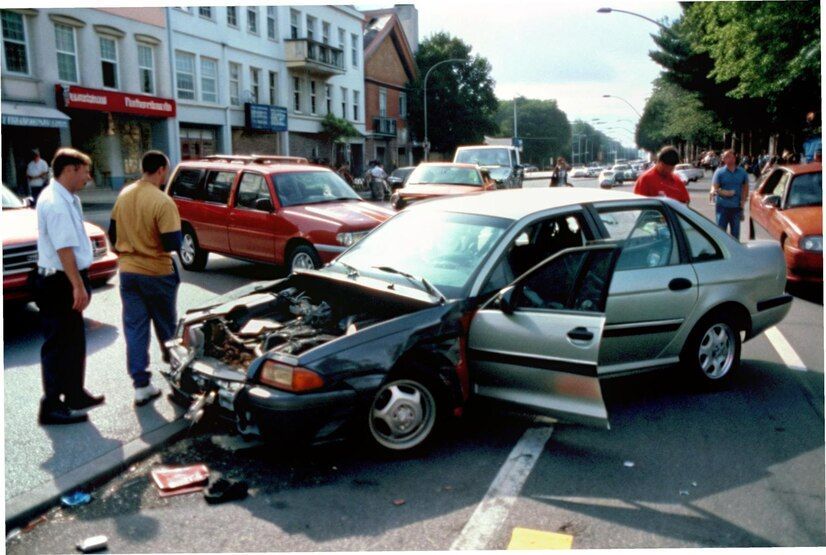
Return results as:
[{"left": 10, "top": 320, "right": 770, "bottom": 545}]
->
[{"left": 507, "top": 527, "right": 573, "bottom": 550}]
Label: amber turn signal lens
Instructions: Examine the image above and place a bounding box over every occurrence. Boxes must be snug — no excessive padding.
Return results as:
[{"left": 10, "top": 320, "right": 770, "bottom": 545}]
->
[{"left": 260, "top": 361, "right": 324, "bottom": 392}]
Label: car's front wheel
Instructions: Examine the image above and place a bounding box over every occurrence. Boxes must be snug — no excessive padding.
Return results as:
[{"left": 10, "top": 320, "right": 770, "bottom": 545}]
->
[
  {"left": 367, "top": 375, "right": 440, "bottom": 453},
  {"left": 180, "top": 226, "right": 208, "bottom": 271},
  {"left": 682, "top": 314, "right": 741, "bottom": 385},
  {"left": 287, "top": 244, "right": 321, "bottom": 273}
]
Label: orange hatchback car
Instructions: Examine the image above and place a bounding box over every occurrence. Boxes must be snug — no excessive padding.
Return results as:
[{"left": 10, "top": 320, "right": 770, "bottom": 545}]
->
[
  {"left": 390, "top": 162, "right": 496, "bottom": 210},
  {"left": 749, "top": 162, "right": 822, "bottom": 283}
]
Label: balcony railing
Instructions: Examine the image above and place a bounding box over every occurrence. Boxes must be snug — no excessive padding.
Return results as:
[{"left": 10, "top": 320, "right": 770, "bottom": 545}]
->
[
  {"left": 373, "top": 116, "right": 397, "bottom": 137},
  {"left": 285, "top": 39, "right": 345, "bottom": 76}
]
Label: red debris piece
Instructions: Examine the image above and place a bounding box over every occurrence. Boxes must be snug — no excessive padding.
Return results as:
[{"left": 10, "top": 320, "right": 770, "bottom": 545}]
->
[
  {"left": 151, "top": 464, "right": 210, "bottom": 497},
  {"left": 392, "top": 499, "right": 406, "bottom": 506}
]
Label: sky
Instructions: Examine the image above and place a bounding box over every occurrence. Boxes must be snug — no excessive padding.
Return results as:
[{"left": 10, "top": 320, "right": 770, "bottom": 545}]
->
[{"left": 360, "top": 0, "right": 684, "bottom": 146}]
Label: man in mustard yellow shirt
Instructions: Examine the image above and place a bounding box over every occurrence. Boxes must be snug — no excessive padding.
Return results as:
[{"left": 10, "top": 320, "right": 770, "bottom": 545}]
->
[{"left": 109, "top": 151, "right": 181, "bottom": 406}]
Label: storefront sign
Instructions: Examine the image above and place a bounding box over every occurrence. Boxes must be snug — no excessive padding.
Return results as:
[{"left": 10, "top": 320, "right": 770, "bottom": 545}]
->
[
  {"left": 56, "top": 84, "right": 176, "bottom": 118},
  {"left": 1, "top": 114, "right": 68, "bottom": 128},
  {"left": 245, "top": 103, "right": 288, "bottom": 132}
]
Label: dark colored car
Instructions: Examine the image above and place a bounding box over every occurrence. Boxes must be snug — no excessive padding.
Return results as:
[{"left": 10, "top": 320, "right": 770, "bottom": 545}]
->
[
  {"left": 161, "top": 188, "right": 790, "bottom": 454},
  {"left": 387, "top": 166, "right": 416, "bottom": 192},
  {"left": 2, "top": 184, "right": 117, "bottom": 304},
  {"left": 166, "top": 155, "right": 392, "bottom": 273},
  {"left": 389, "top": 163, "right": 496, "bottom": 210},
  {"left": 749, "top": 162, "right": 822, "bottom": 283}
]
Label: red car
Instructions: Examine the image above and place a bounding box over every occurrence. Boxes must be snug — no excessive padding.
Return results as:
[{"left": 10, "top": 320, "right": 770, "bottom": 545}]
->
[
  {"left": 2, "top": 184, "right": 118, "bottom": 304},
  {"left": 390, "top": 162, "right": 497, "bottom": 210},
  {"left": 749, "top": 162, "right": 822, "bottom": 283},
  {"left": 165, "top": 155, "right": 393, "bottom": 273}
]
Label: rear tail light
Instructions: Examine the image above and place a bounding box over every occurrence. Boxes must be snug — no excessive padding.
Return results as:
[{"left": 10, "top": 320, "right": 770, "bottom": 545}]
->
[{"left": 259, "top": 361, "right": 324, "bottom": 392}]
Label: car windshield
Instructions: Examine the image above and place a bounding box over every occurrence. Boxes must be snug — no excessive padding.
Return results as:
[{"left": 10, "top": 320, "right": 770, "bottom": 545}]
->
[
  {"left": 391, "top": 167, "right": 414, "bottom": 180},
  {"left": 407, "top": 165, "right": 483, "bottom": 186},
  {"left": 455, "top": 148, "right": 510, "bottom": 167},
  {"left": 787, "top": 172, "right": 822, "bottom": 208},
  {"left": 2, "top": 185, "right": 26, "bottom": 209},
  {"left": 334, "top": 210, "right": 511, "bottom": 298},
  {"left": 273, "top": 171, "right": 361, "bottom": 207}
]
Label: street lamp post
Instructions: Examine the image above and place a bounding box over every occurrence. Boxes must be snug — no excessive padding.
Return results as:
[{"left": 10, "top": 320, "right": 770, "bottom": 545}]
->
[
  {"left": 602, "top": 94, "right": 642, "bottom": 118},
  {"left": 596, "top": 7, "right": 668, "bottom": 30},
  {"left": 423, "top": 58, "right": 466, "bottom": 161}
]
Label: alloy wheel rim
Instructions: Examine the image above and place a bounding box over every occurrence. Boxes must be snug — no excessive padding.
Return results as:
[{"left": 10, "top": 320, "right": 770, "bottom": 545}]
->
[
  {"left": 369, "top": 379, "right": 436, "bottom": 450},
  {"left": 697, "top": 323, "right": 735, "bottom": 379},
  {"left": 181, "top": 235, "right": 195, "bottom": 265},
  {"left": 291, "top": 252, "right": 315, "bottom": 271}
]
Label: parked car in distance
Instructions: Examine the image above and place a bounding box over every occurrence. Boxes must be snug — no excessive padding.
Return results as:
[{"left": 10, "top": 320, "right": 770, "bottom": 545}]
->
[
  {"left": 454, "top": 145, "right": 523, "bottom": 189},
  {"left": 598, "top": 170, "right": 618, "bottom": 188},
  {"left": 2, "top": 184, "right": 117, "bottom": 304},
  {"left": 387, "top": 166, "right": 416, "bottom": 192},
  {"left": 390, "top": 163, "right": 495, "bottom": 210},
  {"left": 611, "top": 164, "right": 634, "bottom": 183},
  {"left": 749, "top": 161, "right": 822, "bottom": 283},
  {"left": 523, "top": 164, "right": 539, "bottom": 173},
  {"left": 587, "top": 166, "right": 602, "bottom": 177},
  {"left": 675, "top": 164, "right": 704, "bottom": 182},
  {"left": 570, "top": 166, "right": 589, "bottom": 178},
  {"left": 162, "top": 188, "right": 791, "bottom": 454},
  {"left": 165, "top": 155, "right": 392, "bottom": 274}
]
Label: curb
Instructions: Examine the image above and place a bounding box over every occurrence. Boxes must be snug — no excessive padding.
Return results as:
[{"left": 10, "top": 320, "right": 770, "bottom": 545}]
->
[{"left": 5, "top": 418, "right": 189, "bottom": 531}]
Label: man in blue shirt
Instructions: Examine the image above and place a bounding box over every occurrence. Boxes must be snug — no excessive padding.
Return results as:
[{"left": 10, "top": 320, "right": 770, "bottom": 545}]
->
[
  {"left": 35, "top": 148, "right": 105, "bottom": 425},
  {"left": 711, "top": 149, "right": 750, "bottom": 240}
]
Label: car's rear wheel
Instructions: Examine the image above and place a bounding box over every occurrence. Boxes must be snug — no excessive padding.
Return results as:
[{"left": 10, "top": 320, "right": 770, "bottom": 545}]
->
[
  {"left": 180, "top": 226, "right": 208, "bottom": 271},
  {"left": 682, "top": 314, "right": 741, "bottom": 385},
  {"left": 367, "top": 375, "right": 440, "bottom": 453},
  {"left": 749, "top": 217, "right": 756, "bottom": 240},
  {"left": 287, "top": 244, "right": 321, "bottom": 272}
]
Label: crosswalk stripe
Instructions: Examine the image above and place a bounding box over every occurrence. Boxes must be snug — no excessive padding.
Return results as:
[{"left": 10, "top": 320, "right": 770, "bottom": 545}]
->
[{"left": 764, "top": 326, "right": 807, "bottom": 372}]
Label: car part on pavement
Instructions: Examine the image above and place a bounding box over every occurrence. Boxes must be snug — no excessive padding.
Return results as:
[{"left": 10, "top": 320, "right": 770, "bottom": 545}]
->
[
  {"left": 60, "top": 491, "right": 92, "bottom": 507},
  {"left": 76, "top": 535, "right": 108, "bottom": 553}
]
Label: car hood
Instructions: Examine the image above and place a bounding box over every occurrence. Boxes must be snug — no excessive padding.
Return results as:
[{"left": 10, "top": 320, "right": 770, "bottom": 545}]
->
[
  {"left": 399, "top": 184, "right": 484, "bottom": 198},
  {"left": 2, "top": 208, "right": 105, "bottom": 245},
  {"left": 780, "top": 206, "right": 822, "bottom": 237},
  {"left": 281, "top": 201, "right": 393, "bottom": 231}
]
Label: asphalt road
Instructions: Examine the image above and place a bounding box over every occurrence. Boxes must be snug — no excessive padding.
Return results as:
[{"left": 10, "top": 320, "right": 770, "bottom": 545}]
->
[{"left": 5, "top": 174, "right": 823, "bottom": 551}]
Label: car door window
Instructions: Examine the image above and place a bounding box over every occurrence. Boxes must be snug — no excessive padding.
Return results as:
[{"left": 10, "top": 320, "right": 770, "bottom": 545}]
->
[
  {"left": 599, "top": 208, "right": 677, "bottom": 270},
  {"left": 675, "top": 213, "right": 722, "bottom": 262},
  {"left": 787, "top": 172, "right": 822, "bottom": 208},
  {"left": 759, "top": 169, "right": 784, "bottom": 195},
  {"left": 514, "top": 248, "right": 617, "bottom": 313},
  {"left": 774, "top": 172, "right": 792, "bottom": 203},
  {"left": 204, "top": 170, "right": 236, "bottom": 204},
  {"left": 170, "top": 168, "right": 204, "bottom": 200},
  {"left": 235, "top": 172, "right": 271, "bottom": 210}
]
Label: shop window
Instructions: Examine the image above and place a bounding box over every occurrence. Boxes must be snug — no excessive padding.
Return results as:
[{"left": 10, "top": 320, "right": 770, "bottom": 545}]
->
[
  {"left": 204, "top": 170, "right": 236, "bottom": 204},
  {"left": 170, "top": 168, "right": 204, "bottom": 199},
  {"left": 229, "top": 62, "right": 240, "bottom": 106},
  {"left": 226, "top": 7, "right": 238, "bottom": 28},
  {"left": 267, "top": 7, "right": 277, "bottom": 40},
  {"left": 290, "top": 9, "right": 300, "bottom": 39},
  {"left": 2, "top": 11, "right": 29, "bottom": 74},
  {"left": 99, "top": 37, "right": 119, "bottom": 89},
  {"left": 119, "top": 120, "right": 151, "bottom": 177},
  {"left": 54, "top": 23, "right": 78, "bottom": 83},
  {"left": 247, "top": 7, "right": 258, "bottom": 34},
  {"left": 137, "top": 44, "right": 154, "bottom": 94},
  {"left": 180, "top": 128, "right": 216, "bottom": 161},
  {"left": 175, "top": 51, "right": 196, "bottom": 100},
  {"left": 201, "top": 57, "right": 217, "bottom": 103}
]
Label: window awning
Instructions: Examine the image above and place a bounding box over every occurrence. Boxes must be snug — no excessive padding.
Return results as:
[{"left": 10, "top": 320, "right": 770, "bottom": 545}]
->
[{"left": 1, "top": 102, "right": 70, "bottom": 129}]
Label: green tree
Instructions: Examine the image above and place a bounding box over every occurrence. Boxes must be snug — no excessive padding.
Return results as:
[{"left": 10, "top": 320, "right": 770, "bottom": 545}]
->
[
  {"left": 406, "top": 33, "right": 499, "bottom": 156},
  {"left": 495, "top": 97, "right": 571, "bottom": 166}
]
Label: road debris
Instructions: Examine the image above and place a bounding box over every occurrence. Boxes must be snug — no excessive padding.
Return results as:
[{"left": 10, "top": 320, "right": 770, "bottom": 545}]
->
[
  {"left": 21, "top": 515, "right": 47, "bottom": 533},
  {"left": 392, "top": 499, "right": 406, "bottom": 506},
  {"left": 76, "top": 535, "right": 108, "bottom": 553},
  {"left": 679, "top": 490, "right": 690, "bottom": 496},
  {"left": 691, "top": 481, "right": 698, "bottom": 487},
  {"left": 60, "top": 491, "right": 92, "bottom": 507},
  {"left": 211, "top": 434, "right": 264, "bottom": 452},
  {"left": 623, "top": 461, "right": 635, "bottom": 468},
  {"left": 151, "top": 464, "right": 210, "bottom": 497},
  {"left": 204, "top": 474, "right": 248, "bottom": 504},
  {"left": 6, "top": 528, "right": 21, "bottom": 541}
]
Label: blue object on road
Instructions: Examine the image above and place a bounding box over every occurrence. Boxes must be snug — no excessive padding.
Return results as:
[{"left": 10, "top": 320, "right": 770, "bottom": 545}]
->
[{"left": 60, "top": 491, "right": 92, "bottom": 507}]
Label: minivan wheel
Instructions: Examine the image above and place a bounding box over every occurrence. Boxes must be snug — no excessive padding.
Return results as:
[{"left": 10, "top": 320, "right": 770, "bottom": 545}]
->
[
  {"left": 287, "top": 244, "right": 321, "bottom": 273},
  {"left": 683, "top": 315, "right": 741, "bottom": 384},
  {"left": 180, "top": 227, "right": 208, "bottom": 271},
  {"left": 368, "top": 376, "right": 439, "bottom": 452}
]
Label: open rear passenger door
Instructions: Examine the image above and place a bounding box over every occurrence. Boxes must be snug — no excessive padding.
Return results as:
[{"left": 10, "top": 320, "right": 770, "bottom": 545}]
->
[{"left": 468, "top": 244, "right": 621, "bottom": 428}]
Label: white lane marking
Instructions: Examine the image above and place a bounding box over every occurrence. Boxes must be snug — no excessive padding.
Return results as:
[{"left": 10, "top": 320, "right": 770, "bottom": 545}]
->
[
  {"left": 451, "top": 425, "right": 554, "bottom": 551},
  {"left": 764, "top": 326, "right": 807, "bottom": 372}
]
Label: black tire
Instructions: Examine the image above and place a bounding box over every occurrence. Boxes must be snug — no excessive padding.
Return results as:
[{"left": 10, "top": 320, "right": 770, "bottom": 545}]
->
[
  {"left": 681, "top": 313, "right": 742, "bottom": 385},
  {"left": 749, "top": 217, "right": 756, "bottom": 240},
  {"left": 366, "top": 373, "right": 445, "bottom": 453},
  {"left": 180, "top": 226, "right": 208, "bottom": 271},
  {"left": 286, "top": 244, "right": 321, "bottom": 273}
]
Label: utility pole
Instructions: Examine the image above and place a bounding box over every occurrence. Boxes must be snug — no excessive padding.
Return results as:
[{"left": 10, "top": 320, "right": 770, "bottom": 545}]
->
[{"left": 513, "top": 97, "right": 518, "bottom": 142}]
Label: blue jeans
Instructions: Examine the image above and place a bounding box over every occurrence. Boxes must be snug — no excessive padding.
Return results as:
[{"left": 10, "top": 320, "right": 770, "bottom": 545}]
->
[
  {"left": 716, "top": 205, "right": 742, "bottom": 240},
  {"left": 119, "top": 267, "right": 180, "bottom": 388}
]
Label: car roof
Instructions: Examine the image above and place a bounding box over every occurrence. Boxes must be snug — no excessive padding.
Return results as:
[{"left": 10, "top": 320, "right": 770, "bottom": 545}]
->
[
  {"left": 174, "top": 159, "right": 332, "bottom": 175},
  {"left": 410, "top": 187, "right": 639, "bottom": 219},
  {"left": 779, "top": 162, "right": 822, "bottom": 175},
  {"left": 414, "top": 162, "right": 481, "bottom": 170},
  {"left": 455, "top": 145, "right": 515, "bottom": 150}
]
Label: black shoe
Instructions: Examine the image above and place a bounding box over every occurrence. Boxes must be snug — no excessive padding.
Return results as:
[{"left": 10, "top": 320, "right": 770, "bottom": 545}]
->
[
  {"left": 38, "top": 406, "right": 89, "bottom": 425},
  {"left": 67, "top": 392, "right": 106, "bottom": 411}
]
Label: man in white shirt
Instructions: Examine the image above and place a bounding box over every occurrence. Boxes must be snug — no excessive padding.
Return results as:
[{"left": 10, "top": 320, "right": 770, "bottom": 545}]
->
[
  {"left": 35, "top": 147, "right": 105, "bottom": 425},
  {"left": 368, "top": 161, "right": 388, "bottom": 201},
  {"left": 26, "top": 149, "right": 50, "bottom": 201}
]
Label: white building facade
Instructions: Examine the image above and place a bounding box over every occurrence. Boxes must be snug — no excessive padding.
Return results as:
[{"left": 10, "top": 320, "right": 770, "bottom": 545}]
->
[
  {"left": 1, "top": 8, "right": 176, "bottom": 191},
  {"left": 168, "top": 5, "right": 366, "bottom": 173}
]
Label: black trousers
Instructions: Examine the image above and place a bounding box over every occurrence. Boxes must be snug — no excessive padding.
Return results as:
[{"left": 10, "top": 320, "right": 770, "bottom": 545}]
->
[{"left": 35, "top": 270, "right": 91, "bottom": 410}]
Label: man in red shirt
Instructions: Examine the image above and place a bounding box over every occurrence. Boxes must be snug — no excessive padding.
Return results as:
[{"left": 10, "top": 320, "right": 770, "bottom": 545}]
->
[{"left": 633, "top": 146, "right": 690, "bottom": 204}]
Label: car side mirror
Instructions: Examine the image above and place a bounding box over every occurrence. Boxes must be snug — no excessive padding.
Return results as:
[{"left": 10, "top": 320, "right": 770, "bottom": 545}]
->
[
  {"left": 763, "top": 195, "right": 781, "bottom": 208},
  {"left": 255, "top": 198, "right": 274, "bottom": 212},
  {"left": 497, "top": 285, "right": 516, "bottom": 314}
]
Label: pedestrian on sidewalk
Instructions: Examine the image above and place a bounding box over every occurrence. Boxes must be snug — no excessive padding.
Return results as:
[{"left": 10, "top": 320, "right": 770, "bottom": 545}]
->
[
  {"left": 109, "top": 151, "right": 182, "bottom": 406},
  {"left": 549, "top": 157, "right": 571, "bottom": 187},
  {"left": 26, "top": 148, "right": 50, "bottom": 201},
  {"left": 35, "top": 147, "right": 105, "bottom": 425},
  {"left": 367, "top": 160, "right": 388, "bottom": 201},
  {"left": 711, "top": 149, "right": 749, "bottom": 240},
  {"left": 633, "top": 146, "right": 690, "bottom": 204}
]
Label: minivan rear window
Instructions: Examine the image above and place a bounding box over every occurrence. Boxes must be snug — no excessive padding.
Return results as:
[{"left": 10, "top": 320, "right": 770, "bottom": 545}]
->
[{"left": 170, "top": 168, "right": 204, "bottom": 199}]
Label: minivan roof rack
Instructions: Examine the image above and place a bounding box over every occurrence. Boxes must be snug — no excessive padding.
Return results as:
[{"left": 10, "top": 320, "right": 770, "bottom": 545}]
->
[{"left": 203, "top": 155, "right": 309, "bottom": 165}]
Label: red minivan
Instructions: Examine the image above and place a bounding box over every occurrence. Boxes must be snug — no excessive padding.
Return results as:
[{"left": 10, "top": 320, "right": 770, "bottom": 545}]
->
[{"left": 165, "top": 156, "right": 393, "bottom": 273}]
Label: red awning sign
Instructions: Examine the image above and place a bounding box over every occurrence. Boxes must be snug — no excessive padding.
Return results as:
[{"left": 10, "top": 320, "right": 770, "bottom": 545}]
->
[{"left": 56, "top": 84, "right": 176, "bottom": 118}]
